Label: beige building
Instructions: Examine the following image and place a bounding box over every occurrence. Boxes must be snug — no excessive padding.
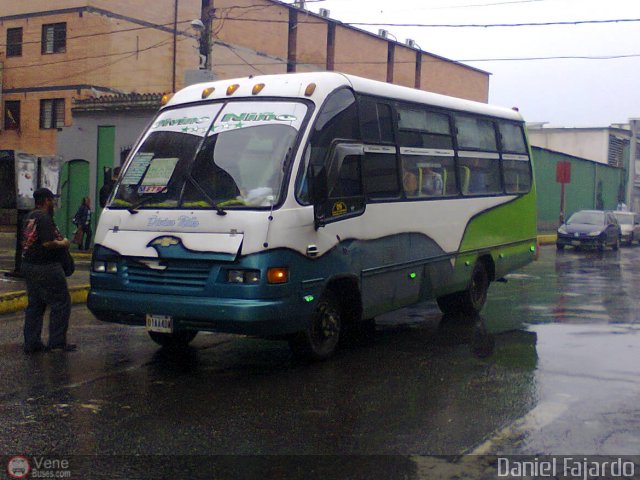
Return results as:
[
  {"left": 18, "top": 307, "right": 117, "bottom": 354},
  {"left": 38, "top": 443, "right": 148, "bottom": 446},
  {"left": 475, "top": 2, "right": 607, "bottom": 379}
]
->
[{"left": 1, "top": 0, "right": 490, "bottom": 156}]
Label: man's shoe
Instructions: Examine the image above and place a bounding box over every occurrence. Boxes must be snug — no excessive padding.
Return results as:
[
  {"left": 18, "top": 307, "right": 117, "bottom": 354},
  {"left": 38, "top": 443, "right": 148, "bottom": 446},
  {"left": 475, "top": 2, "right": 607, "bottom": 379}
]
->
[
  {"left": 23, "top": 343, "right": 46, "bottom": 354},
  {"left": 47, "top": 343, "right": 77, "bottom": 352}
]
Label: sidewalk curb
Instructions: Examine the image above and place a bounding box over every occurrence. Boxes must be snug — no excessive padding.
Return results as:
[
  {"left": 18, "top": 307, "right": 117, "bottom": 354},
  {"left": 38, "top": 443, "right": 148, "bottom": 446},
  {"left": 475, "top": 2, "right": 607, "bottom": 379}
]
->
[{"left": 0, "top": 285, "right": 89, "bottom": 316}]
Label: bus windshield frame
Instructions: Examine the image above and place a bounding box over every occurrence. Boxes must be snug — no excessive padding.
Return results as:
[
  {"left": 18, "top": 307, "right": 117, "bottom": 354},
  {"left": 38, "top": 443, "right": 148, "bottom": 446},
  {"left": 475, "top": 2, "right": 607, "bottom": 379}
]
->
[{"left": 109, "top": 99, "right": 310, "bottom": 211}]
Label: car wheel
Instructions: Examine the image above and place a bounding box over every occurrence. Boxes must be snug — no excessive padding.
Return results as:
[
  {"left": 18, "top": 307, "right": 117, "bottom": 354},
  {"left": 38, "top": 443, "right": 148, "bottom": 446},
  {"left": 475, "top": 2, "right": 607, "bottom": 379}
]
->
[
  {"left": 437, "top": 261, "right": 489, "bottom": 315},
  {"left": 289, "top": 291, "right": 342, "bottom": 361},
  {"left": 556, "top": 243, "right": 564, "bottom": 250},
  {"left": 148, "top": 331, "right": 198, "bottom": 349}
]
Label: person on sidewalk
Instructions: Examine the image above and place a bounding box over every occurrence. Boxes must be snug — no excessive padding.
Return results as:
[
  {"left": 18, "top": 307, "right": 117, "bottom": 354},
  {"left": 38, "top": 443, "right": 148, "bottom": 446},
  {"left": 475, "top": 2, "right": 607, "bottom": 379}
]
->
[
  {"left": 72, "top": 196, "right": 92, "bottom": 251},
  {"left": 99, "top": 166, "right": 120, "bottom": 208},
  {"left": 21, "top": 188, "right": 76, "bottom": 354}
]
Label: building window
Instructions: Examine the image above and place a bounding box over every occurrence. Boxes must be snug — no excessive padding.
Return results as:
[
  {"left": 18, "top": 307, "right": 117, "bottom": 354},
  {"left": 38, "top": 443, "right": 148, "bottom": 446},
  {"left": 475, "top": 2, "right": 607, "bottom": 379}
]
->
[
  {"left": 40, "top": 99, "right": 65, "bottom": 129},
  {"left": 7, "top": 28, "right": 23, "bottom": 57},
  {"left": 41, "top": 23, "right": 66, "bottom": 54},
  {"left": 4, "top": 101, "right": 21, "bottom": 130}
]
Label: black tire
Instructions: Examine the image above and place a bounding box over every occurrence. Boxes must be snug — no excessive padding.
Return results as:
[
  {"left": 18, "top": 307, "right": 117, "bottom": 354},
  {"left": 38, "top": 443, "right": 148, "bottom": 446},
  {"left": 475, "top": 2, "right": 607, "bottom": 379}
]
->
[
  {"left": 148, "top": 330, "right": 197, "bottom": 349},
  {"left": 289, "top": 291, "right": 342, "bottom": 361},
  {"left": 612, "top": 236, "right": 619, "bottom": 251},
  {"left": 556, "top": 243, "right": 564, "bottom": 250},
  {"left": 436, "top": 261, "right": 490, "bottom": 315}
]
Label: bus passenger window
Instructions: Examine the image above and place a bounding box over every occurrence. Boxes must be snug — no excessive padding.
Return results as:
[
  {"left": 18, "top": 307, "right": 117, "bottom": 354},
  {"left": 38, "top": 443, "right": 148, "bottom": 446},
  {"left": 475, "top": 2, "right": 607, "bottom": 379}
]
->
[
  {"left": 363, "top": 153, "right": 400, "bottom": 199},
  {"left": 460, "top": 156, "right": 501, "bottom": 195},
  {"left": 455, "top": 115, "right": 497, "bottom": 151},
  {"left": 360, "top": 99, "right": 394, "bottom": 144}
]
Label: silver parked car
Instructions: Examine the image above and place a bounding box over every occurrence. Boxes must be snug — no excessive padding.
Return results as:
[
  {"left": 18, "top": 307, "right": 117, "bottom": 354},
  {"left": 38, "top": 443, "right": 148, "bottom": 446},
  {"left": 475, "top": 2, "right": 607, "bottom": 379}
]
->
[{"left": 613, "top": 211, "right": 640, "bottom": 245}]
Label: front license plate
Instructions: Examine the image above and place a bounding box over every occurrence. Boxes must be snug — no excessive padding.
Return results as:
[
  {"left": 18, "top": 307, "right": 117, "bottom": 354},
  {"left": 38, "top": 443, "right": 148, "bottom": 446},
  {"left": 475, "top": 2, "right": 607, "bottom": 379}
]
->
[{"left": 145, "top": 314, "right": 173, "bottom": 333}]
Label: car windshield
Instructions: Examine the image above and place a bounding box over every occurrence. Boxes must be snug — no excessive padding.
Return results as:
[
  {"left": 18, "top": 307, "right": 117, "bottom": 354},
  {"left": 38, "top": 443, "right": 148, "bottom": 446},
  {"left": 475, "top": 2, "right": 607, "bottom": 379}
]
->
[
  {"left": 567, "top": 211, "right": 604, "bottom": 226},
  {"left": 110, "top": 100, "right": 308, "bottom": 210},
  {"left": 614, "top": 213, "right": 633, "bottom": 225}
]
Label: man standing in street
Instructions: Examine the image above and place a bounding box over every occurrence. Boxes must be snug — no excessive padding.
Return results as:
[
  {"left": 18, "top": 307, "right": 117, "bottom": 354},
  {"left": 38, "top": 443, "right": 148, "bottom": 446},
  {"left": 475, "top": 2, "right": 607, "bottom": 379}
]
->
[{"left": 21, "top": 188, "right": 76, "bottom": 354}]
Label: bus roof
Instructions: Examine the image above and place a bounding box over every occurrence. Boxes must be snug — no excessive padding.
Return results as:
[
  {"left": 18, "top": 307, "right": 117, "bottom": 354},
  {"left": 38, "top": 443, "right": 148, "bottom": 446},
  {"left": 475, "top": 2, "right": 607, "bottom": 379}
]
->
[{"left": 165, "top": 71, "right": 524, "bottom": 122}]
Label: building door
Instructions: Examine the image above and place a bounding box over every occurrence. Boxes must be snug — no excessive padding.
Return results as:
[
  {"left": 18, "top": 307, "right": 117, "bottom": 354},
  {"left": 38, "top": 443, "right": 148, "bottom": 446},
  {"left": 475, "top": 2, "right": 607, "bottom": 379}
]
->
[
  {"left": 58, "top": 159, "right": 89, "bottom": 238},
  {"left": 97, "top": 126, "right": 116, "bottom": 225}
]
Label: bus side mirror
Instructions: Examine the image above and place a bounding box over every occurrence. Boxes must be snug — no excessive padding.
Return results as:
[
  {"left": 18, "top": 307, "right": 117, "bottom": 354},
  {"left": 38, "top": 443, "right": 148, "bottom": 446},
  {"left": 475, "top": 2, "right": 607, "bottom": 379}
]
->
[{"left": 308, "top": 164, "right": 328, "bottom": 230}]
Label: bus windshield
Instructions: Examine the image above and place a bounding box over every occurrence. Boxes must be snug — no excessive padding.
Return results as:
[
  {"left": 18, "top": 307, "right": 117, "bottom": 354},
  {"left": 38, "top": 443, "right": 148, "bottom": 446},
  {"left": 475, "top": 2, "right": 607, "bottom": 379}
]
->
[{"left": 110, "top": 101, "right": 308, "bottom": 210}]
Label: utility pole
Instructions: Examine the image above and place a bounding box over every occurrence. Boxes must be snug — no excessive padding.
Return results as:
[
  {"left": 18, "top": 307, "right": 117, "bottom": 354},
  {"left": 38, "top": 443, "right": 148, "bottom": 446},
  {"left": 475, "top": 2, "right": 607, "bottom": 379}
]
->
[
  {"left": 172, "top": 0, "right": 178, "bottom": 92},
  {"left": 627, "top": 119, "right": 639, "bottom": 211}
]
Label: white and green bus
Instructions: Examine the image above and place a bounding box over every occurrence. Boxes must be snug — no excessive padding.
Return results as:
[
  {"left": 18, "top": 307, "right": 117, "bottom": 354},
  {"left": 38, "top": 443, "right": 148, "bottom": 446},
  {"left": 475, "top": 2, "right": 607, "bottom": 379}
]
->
[{"left": 88, "top": 72, "right": 537, "bottom": 359}]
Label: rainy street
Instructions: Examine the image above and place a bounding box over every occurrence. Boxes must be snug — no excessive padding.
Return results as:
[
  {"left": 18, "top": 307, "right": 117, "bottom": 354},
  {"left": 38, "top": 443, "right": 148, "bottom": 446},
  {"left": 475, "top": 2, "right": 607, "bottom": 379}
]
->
[{"left": 1, "top": 245, "right": 639, "bottom": 478}]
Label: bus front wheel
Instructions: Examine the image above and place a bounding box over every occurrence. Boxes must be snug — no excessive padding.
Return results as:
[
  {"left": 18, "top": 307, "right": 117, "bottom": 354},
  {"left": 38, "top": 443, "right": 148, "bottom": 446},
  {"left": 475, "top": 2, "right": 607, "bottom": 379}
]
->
[
  {"left": 289, "top": 291, "right": 342, "bottom": 361},
  {"left": 148, "top": 331, "right": 198, "bottom": 349},
  {"left": 436, "top": 261, "right": 489, "bottom": 316}
]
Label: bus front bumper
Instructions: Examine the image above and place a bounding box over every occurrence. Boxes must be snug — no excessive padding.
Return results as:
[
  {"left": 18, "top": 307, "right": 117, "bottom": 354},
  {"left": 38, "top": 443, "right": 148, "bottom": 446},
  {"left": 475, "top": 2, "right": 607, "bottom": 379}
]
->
[{"left": 87, "top": 289, "right": 310, "bottom": 337}]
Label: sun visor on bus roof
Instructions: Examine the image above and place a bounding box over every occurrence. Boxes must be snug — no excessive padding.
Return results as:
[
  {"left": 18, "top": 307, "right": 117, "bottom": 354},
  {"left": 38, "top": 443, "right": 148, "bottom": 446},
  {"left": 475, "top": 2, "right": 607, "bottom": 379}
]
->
[{"left": 99, "top": 230, "right": 243, "bottom": 261}]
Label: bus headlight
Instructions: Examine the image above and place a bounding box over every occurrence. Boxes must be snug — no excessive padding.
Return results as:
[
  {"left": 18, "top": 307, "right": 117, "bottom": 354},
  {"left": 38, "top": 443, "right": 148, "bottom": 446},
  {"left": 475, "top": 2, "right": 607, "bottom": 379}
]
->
[
  {"left": 227, "top": 269, "right": 261, "bottom": 284},
  {"left": 92, "top": 260, "right": 119, "bottom": 273}
]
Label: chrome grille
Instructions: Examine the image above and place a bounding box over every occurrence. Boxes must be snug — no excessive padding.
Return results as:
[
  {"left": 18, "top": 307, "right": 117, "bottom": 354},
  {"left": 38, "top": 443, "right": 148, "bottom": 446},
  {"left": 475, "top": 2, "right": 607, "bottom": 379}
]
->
[{"left": 124, "top": 260, "right": 211, "bottom": 290}]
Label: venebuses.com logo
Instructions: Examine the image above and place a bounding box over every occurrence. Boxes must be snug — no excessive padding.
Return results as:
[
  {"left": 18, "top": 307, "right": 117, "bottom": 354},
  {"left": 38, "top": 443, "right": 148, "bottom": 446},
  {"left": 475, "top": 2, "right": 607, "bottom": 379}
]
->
[
  {"left": 7, "top": 456, "right": 30, "bottom": 479},
  {"left": 6, "top": 456, "right": 71, "bottom": 479}
]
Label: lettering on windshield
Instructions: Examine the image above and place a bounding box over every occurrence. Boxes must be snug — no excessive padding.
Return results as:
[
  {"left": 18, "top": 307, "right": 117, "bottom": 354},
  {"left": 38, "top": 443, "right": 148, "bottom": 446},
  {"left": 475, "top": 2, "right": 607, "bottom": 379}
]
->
[
  {"left": 220, "top": 112, "right": 297, "bottom": 123},
  {"left": 153, "top": 116, "right": 210, "bottom": 129}
]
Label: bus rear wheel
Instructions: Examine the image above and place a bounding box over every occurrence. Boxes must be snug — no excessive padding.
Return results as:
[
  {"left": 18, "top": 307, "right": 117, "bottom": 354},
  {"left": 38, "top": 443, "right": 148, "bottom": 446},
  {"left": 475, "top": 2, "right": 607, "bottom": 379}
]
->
[
  {"left": 436, "top": 261, "right": 489, "bottom": 316},
  {"left": 289, "top": 291, "right": 342, "bottom": 361},
  {"left": 148, "top": 331, "right": 198, "bottom": 349}
]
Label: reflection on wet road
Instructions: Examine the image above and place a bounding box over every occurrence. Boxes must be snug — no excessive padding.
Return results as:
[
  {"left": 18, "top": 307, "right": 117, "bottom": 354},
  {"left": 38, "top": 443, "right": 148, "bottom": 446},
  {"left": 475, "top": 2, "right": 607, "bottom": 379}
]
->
[{"left": 0, "top": 246, "right": 639, "bottom": 478}]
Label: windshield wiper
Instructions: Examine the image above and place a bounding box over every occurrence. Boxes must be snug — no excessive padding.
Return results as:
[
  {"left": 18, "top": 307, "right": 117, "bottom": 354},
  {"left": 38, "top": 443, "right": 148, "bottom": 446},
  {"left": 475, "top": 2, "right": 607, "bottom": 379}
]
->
[
  {"left": 185, "top": 173, "right": 227, "bottom": 216},
  {"left": 127, "top": 188, "right": 169, "bottom": 214}
]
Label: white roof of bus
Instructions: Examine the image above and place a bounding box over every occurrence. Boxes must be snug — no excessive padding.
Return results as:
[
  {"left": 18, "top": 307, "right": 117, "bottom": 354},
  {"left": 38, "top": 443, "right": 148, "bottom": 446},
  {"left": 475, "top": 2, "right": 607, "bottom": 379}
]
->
[{"left": 165, "top": 71, "right": 523, "bottom": 122}]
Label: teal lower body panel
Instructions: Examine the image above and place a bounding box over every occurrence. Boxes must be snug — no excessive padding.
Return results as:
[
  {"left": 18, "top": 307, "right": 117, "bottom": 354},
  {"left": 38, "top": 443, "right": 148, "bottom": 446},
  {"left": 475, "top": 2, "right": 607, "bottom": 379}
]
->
[{"left": 87, "top": 289, "right": 309, "bottom": 337}]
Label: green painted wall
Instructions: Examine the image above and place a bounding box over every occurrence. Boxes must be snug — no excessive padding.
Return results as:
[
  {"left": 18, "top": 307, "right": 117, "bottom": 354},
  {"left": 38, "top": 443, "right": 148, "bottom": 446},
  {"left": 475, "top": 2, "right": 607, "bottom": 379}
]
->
[{"left": 533, "top": 147, "right": 626, "bottom": 232}]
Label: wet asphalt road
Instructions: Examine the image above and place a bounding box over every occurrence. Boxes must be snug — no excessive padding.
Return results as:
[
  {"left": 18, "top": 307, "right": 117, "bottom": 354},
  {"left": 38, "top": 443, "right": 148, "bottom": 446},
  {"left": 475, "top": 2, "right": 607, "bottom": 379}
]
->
[{"left": 0, "top": 245, "right": 639, "bottom": 478}]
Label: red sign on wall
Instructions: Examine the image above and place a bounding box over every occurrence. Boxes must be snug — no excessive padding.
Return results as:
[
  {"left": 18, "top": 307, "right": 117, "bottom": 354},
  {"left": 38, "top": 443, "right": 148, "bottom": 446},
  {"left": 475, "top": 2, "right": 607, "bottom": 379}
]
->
[{"left": 556, "top": 161, "right": 571, "bottom": 184}]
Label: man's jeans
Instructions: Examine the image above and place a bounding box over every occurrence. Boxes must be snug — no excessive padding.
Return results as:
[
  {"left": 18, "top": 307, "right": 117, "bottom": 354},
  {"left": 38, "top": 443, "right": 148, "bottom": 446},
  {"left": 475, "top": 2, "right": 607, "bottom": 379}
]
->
[{"left": 22, "top": 261, "right": 71, "bottom": 349}]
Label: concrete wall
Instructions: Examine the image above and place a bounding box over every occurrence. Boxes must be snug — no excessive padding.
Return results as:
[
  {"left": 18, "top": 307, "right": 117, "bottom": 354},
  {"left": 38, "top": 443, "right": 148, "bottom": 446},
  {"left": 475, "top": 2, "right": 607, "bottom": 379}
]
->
[
  {"left": 529, "top": 129, "right": 611, "bottom": 164},
  {"left": 56, "top": 111, "right": 155, "bottom": 205}
]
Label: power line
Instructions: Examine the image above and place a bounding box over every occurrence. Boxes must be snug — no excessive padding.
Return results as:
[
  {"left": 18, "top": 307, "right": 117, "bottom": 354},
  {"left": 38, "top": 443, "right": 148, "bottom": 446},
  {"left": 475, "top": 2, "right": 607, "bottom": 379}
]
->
[
  {"left": 218, "top": 16, "right": 640, "bottom": 28},
  {"left": 346, "top": 18, "right": 640, "bottom": 28},
  {"left": 412, "top": 0, "right": 547, "bottom": 9}
]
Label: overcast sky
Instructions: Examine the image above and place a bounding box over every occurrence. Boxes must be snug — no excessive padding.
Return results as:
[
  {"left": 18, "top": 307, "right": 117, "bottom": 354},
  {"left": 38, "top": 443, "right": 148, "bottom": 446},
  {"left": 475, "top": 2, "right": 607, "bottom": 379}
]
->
[{"left": 295, "top": 0, "right": 640, "bottom": 127}]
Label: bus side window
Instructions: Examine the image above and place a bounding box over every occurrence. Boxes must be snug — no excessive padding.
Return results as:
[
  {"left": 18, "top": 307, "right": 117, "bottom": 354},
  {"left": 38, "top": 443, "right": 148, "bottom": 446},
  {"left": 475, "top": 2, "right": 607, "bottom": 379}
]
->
[
  {"left": 498, "top": 122, "right": 531, "bottom": 194},
  {"left": 363, "top": 152, "right": 400, "bottom": 199},
  {"left": 321, "top": 144, "right": 365, "bottom": 222},
  {"left": 296, "top": 89, "right": 360, "bottom": 205}
]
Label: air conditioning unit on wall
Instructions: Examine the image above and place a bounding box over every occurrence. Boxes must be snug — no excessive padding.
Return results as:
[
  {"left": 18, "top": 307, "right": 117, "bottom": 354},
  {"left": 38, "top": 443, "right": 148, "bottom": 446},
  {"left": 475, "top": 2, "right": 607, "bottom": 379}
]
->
[
  {"left": 378, "top": 29, "right": 389, "bottom": 38},
  {"left": 406, "top": 38, "right": 416, "bottom": 48},
  {"left": 318, "top": 8, "right": 330, "bottom": 17}
]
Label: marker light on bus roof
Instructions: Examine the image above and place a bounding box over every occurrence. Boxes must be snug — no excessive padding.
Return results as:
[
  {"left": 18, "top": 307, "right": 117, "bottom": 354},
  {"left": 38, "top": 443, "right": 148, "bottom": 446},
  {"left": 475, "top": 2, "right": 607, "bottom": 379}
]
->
[
  {"left": 226, "top": 83, "right": 240, "bottom": 96},
  {"left": 160, "top": 93, "right": 174, "bottom": 105},
  {"left": 201, "top": 87, "right": 215, "bottom": 99},
  {"left": 252, "top": 83, "right": 265, "bottom": 95},
  {"left": 304, "top": 83, "right": 316, "bottom": 97}
]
